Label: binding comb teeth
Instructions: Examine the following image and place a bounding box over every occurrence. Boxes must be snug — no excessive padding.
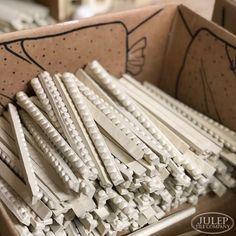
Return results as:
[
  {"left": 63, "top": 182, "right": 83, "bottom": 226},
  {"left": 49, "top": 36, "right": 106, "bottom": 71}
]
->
[
  {"left": 0, "top": 177, "right": 31, "bottom": 226},
  {"left": 62, "top": 73, "right": 124, "bottom": 186},
  {"left": 86, "top": 61, "right": 178, "bottom": 158},
  {"left": 39, "top": 72, "right": 97, "bottom": 177},
  {"left": 16, "top": 91, "right": 92, "bottom": 180},
  {"left": 30, "top": 77, "right": 63, "bottom": 135},
  {"left": 20, "top": 110, "right": 80, "bottom": 193},
  {"left": 1, "top": 62, "right": 236, "bottom": 236},
  {"left": 8, "top": 104, "right": 41, "bottom": 204}
]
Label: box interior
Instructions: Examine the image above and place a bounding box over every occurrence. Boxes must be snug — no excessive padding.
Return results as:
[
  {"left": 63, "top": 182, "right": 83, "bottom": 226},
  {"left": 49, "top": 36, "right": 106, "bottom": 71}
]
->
[
  {"left": 0, "top": 4, "right": 235, "bottom": 131},
  {"left": 0, "top": 3, "right": 236, "bottom": 235},
  {"left": 161, "top": 5, "right": 236, "bottom": 132},
  {"left": 212, "top": 0, "right": 236, "bottom": 35}
]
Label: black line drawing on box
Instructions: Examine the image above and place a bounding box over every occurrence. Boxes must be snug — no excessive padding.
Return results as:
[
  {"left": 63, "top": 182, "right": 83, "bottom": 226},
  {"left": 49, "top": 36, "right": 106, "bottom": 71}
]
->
[
  {"left": 0, "top": 8, "right": 164, "bottom": 109},
  {"left": 175, "top": 8, "right": 236, "bottom": 124}
]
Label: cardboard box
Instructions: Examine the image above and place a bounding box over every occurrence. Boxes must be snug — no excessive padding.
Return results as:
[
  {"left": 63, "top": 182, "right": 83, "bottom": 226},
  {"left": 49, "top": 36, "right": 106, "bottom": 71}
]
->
[
  {"left": 213, "top": 0, "right": 236, "bottom": 35},
  {"left": 0, "top": 3, "right": 235, "bottom": 235}
]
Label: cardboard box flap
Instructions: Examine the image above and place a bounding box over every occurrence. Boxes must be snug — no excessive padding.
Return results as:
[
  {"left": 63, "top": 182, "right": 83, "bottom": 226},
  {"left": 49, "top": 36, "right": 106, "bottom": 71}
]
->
[
  {"left": 0, "top": 4, "right": 177, "bottom": 115},
  {"left": 161, "top": 4, "right": 236, "bottom": 131},
  {"left": 213, "top": 0, "right": 236, "bottom": 35}
]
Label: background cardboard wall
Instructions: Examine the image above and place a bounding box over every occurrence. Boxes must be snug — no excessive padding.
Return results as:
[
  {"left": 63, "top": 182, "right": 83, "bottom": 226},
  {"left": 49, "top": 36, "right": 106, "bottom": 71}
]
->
[
  {"left": 0, "top": 4, "right": 236, "bottom": 236},
  {"left": 0, "top": 4, "right": 236, "bottom": 130},
  {"left": 213, "top": 0, "right": 236, "bottom": 35},
  {"left": 161, "top": 5, "right": 236, "bottom": 131},
  {"left": 0, "top": 4, "right": 176, "bottom": 115}
]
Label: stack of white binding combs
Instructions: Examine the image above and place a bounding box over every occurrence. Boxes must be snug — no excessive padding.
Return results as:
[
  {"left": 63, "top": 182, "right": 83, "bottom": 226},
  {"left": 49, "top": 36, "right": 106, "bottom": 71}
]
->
[{"left": 0, "top": 61, "right": 235, "bottom": 236}]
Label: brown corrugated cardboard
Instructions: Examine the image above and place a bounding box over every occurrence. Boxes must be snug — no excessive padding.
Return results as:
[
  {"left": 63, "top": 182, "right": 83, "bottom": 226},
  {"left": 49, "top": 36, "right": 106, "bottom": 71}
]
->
[
  {"left": 161, "top": 5, "right": 236, "bottom": 131},
  {"left": 0, "top": 5, "right": 176, "bottom": 115},
  {"left": 0, "top": 3, "right": 235, "bottom": 236},
  {"left": 213, "top": 0, "right": 236, "bottom": 35}
]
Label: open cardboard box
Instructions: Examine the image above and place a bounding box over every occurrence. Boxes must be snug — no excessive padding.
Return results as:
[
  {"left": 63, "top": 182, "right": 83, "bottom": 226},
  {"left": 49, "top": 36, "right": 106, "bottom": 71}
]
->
[
  {"left": 213, "top": 0, "right": 236, "bottom": 35},
  {"left": 0, "top": 3, "right": 236, "bottom": 235}
]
